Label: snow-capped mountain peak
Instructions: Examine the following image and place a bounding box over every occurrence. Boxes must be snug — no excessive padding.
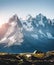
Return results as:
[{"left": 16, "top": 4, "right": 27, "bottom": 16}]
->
[
  {"left": 22, "top": 13, "right": 54, "bottom": 39},
  {"left": 0, "top": 14, "right": 24, "bottom": 46},
  {"left": 0, "top": 13, "right": 54, "bottom": 47}
]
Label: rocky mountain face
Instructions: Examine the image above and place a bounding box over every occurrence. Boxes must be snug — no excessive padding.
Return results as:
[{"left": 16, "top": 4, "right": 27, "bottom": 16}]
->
[
  {"left": 0, "top": 13, "right": 54, "bottom": 53},
  {"left": 0, "top": 14, "right": 23, "bottom": 46},
  {"left": 22, "top": 13, "right": 54, "bottom": 39}
]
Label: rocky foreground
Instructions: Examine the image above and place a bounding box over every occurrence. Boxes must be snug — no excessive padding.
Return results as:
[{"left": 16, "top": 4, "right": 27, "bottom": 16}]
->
[{"left": 0, "top": 50, "right": 54, "bottom": 65}]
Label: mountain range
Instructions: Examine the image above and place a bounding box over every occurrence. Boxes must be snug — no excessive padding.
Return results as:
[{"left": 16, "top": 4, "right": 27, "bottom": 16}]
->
[{"left": 0, "top": 13, "right": 54, "bottom": 53}]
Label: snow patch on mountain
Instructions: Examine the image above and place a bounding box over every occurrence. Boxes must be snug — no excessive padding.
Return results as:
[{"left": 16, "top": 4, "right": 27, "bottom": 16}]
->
[
  {"left": 46, "top": 32, "right": 54, "bottom": 39},
  {"left": 31, "top": 34, "right": 38, "bottom": 39},
  {"left": 39, "top": 30, "right": 46, "bottom": 36},
  {"left": 39, "top": 20, "right": 45, "bottom": 27}
]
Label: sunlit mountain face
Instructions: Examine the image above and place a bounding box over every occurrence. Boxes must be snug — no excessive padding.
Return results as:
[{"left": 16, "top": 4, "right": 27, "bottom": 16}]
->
[
  {"left": 0, "top": 23, "right": 9, "bottom": 40},
  {"left": 0, "top": 13, "right": 54, "bottom": 53},
  {"left": 0, "top": 14, "right": 23, "bottom": 47}
]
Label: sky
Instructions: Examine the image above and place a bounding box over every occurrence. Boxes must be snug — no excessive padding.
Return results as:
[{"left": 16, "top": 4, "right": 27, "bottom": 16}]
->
[{"left": 0, "top": 0, "right": 54, "bottom": 23}]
